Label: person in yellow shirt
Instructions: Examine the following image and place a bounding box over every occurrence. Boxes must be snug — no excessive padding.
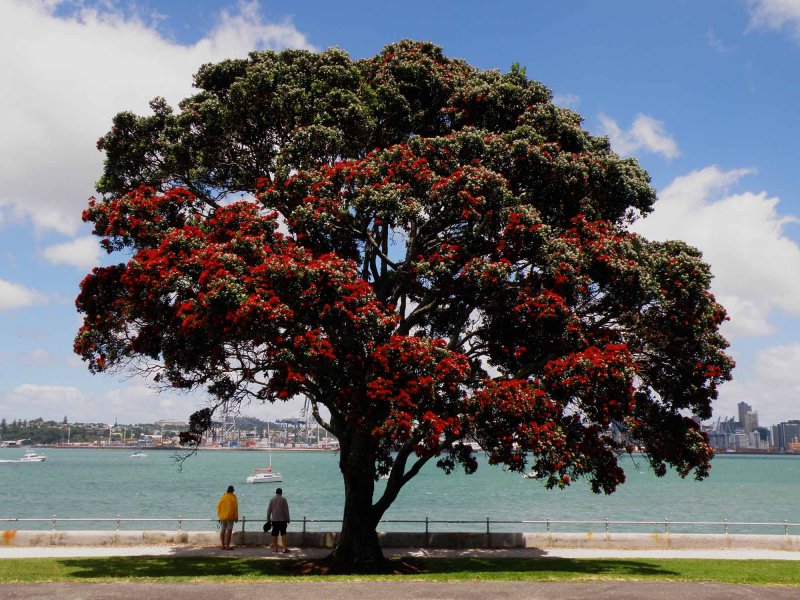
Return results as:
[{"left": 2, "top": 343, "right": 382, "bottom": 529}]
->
[{"left": 216, "top": 485, "right": 239, "bottom": 550}]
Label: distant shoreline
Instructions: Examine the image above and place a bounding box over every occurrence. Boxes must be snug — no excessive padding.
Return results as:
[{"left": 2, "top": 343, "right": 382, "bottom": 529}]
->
[
  {"left": 18, "top": 445, "right": 339, "bottom": 453},
  {"left": 13, "top": 446, "right": 800, "bottom": 457}
]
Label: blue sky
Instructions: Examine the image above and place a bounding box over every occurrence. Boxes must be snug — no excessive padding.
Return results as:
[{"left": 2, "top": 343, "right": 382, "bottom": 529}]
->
[{"left": 1, "top": 0, "right": 800, "bottom": 427}]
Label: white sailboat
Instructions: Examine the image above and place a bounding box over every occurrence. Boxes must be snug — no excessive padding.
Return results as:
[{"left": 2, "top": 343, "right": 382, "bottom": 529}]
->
[
  {"left": 246, "top": 446, "right": 282, "bottom": 483},
  {"left": 247, "top": 423, "right": 283, "bottom": 483}
]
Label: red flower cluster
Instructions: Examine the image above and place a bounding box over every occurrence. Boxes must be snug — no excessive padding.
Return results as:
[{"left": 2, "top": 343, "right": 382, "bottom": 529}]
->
[{"left": 369, "top": 337, "right": 470, "bottom": 456}]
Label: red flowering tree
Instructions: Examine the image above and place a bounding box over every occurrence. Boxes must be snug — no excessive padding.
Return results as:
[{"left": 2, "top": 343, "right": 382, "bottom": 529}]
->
[{"left": 75, "top": 41, "right": 733, "bottom": 568}]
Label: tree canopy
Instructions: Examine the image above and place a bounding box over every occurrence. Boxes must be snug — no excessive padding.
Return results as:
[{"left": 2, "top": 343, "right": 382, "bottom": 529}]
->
[{"left": 75, "top": 41, "right": 733, "bottom": 568}]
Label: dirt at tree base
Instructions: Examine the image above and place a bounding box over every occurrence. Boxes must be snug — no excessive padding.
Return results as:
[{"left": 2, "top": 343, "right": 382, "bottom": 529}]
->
[{"left": 283, "top": 557, "right": 428, "bottom": 576}]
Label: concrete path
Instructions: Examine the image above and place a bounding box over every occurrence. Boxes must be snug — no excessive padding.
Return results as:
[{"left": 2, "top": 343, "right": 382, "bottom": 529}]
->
[
  {"left": 0, "top": 581, "right": 798, "bottom": 600},
  {"left": 2, "top": 544, "right": 800, "bottom": 560}
]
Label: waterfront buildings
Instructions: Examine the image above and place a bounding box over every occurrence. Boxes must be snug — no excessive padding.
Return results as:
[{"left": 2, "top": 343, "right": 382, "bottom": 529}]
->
[
  {"left": 704, "top": 402, "right": 800, "bottom": 453},
  {"left": 771, "top": 420, "right": 800, "bottom": 453}
]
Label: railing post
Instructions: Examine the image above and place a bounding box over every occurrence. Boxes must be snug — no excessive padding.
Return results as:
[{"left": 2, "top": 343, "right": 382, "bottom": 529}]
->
[
  {"left": 425, "top": 517, "right": 430, "bottom": 547},
  {"left": 785, "top": 520, "right": 789, "bottom": 536},
  {"left": 546, "top": 517, "right": 550, "bottom": 534},
  {"left": 178, "top": 515, "right": 183, "bottom": 532},
  {"left": 242, "top": 516, "right": 246, "bottom": 532},
  {"left": 664, "top": 518, "right": 669, "bottom": 534},
  {"left": 486, "top": 517, "right": 490, "bottom": 548},
  {"left": 724, "top": 519, "right": 728, "bottom": 534},
  {"left": 302, "top": 516, "right": 307, "bottom": 547},
  {"left": 51, "top": 514, "right": 56, "bottom": 532},
  {"left": 116, "top": 514, "right": 120, "bottom": 532},
  {"left": 605, "top": 518, "right": 609, "bottom": 534}
]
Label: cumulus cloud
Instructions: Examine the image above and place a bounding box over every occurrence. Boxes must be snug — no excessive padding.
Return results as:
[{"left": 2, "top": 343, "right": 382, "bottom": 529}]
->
[
  {"left": 41, "top": 236, "right": 101, "bottom": 269},
  {"left": 0, "top": 377, "right": 310, "bottom": 423},
  {"left": 101, "top": 385, "right": 198, "bottom": 424},
  {"left": 100, "top": 384, "right": 306, "bottom": 424},
  {"left": 633, "top": 166, "right": 800, "bottom": 339},
  {"left": 598, "top": 113, "right": 680, "bottom": 159},
  {"left": 0, "top": 279, "right": 45, "bottom": 311},
  {"left": 0, "top": 384, "right": 93, "bottom": 422},
  {"left": 0, "top": 0, "right": 313, "bottom": 236},
  {"left": 748, "top": 0, "right": 800, "bottom": 37},
  {"left": 0, "top": 382, "right": 194, "bottom": 423},
  {"left": 714, "top": 343, "right": 800, "bottom": 425}
]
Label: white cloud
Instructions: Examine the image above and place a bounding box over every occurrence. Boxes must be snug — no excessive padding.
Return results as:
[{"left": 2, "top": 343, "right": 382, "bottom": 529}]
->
[
  {"left": 0, "top": 382, "right": 195, "bottom": 424},
  {"left": 705, "top": 29, "right": 736, "bottom": 53},
  {"left": 633, "top": 166, "right": 800, "bottom": 339},
  {"left": 0, "top": 376, "right": 311, "bottom": 423},
  {"left": 0, "top": 384, "right": 92, "bottom": 421},
  {"left": 713, "top": 343, "right": 800, "bottom": 425},
  {"left": 0, "top": 278, "right": 45, "bottom": 311},
  {"left": 102, "top": 385, "right": 198, "bottom": 424},
  {"left": 0, "top": 0, "right": 313, "bottom": 236},
  {"left": 598, "top": 113, "right": 680, "bottom": 159},
  {"left": 100, "top": 384, "right": 307, "bottom": 425},
  {"left": 748, "top": 0, "right": 800, "bottom": 37},
  {"left": 41, "top": 236, "right": 101, "bottom": 269},
  {"left": 753, "top": 343, "right": 800, "bottom": 385},
  {"left": 553, "top": 93, "right": 580, "bottom": 109}
]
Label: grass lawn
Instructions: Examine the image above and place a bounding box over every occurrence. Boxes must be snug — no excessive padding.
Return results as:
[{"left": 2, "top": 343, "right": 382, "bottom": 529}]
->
[{"left": 0, "top": 556, "right": 798, "bottom": 585}]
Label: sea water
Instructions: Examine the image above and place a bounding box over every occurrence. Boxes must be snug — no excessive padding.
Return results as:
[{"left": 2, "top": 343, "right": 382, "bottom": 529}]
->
[{"left": 1, "top": 448, "right": 798, "bottom": 535}]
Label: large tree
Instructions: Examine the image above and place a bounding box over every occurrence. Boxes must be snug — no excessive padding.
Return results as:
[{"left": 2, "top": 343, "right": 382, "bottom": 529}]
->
[{"left": 75, "top": 41, "right": 733, "bottom": 568}]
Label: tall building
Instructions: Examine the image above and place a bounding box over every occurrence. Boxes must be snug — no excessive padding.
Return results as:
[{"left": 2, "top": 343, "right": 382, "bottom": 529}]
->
[
  {"left": 743, "top": 411, "right": 759, "bottom": 434},
  {"left": 737, "top": 401, "right": 753, "bottom": 426}
]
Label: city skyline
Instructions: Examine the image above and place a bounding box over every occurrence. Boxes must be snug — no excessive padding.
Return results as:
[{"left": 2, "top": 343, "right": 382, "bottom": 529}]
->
[{"left": 1, "top": 1, "right": 800, "bottom": 424}]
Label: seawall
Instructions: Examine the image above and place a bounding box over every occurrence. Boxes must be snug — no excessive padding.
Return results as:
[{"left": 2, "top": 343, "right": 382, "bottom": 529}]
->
[{"left": 4, "top": 529, "right": 800, "bottom": 551}]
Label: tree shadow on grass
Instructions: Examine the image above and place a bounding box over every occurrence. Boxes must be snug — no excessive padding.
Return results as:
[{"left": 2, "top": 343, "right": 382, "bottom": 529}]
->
[
  {"left": 56, "top": 556, "right": 285, "bottom": 579},
  {"left": 418, "top": 557, "right": 680, "bottom": 578},
  {"left": 287, "top": 557, "right": 680, "bottom": 577},
  {"left": 55, "top": 555, "right": 680, "bottom": 580}
]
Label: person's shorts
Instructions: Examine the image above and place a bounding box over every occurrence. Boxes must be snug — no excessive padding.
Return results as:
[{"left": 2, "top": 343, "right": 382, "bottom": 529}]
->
[
  {"left": 220, "top": 520, "right": 235, "bottom": 531},
  {"left": 270, "top": 521, "right": 288, "bottom": 536}
]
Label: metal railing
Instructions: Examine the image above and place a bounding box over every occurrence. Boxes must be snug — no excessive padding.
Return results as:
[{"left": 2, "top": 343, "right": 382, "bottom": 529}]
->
[{"left": 2, "top": 516, "right": 800, "bottom": 536}]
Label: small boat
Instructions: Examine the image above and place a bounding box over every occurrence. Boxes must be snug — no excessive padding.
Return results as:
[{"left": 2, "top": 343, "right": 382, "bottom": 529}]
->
[
  {"left": 246, "top": 470, "right": 283, "bottom": 484},
  {"left": 521, "top": 471, "right": 538, "bottom": 479},
  {"left": 19, "top": 450, "right": 47, "bottom": 462},
  {"left": 129, "top": 451, "right": 147, "bottom": 458},
  {"left": 246, "top": 449, "right": 282, "bottom": 483}
]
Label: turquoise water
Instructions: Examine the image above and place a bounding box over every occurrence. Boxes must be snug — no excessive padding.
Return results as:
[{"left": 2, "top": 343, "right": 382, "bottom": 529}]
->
[{"left": 1, "top": 448, "right": 799, "bottom": 535}]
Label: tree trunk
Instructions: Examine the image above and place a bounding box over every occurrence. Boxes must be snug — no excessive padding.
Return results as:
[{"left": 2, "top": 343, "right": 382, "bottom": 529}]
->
[{"left": 327, "top": 431, "right": 385, "bottom": 570}]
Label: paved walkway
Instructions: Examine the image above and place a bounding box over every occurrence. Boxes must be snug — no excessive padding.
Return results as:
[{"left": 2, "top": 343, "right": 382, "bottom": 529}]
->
[
  {"left": 1, "top": 581, "right": 798, "bottom": 600},
  {"left": 2, "top": 543, "right": 800, "bottom": 560}
]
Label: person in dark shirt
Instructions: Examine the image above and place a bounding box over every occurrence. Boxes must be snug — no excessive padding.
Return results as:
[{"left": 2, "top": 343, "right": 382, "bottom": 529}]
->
[{"left": 267, "top": 487, "right": 290, "bottom": 553}]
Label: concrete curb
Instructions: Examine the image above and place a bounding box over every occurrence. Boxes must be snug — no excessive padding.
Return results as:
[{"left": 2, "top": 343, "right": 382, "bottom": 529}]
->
[{"left": 3, "top": 529, "right": 800, "bottom": 552}]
